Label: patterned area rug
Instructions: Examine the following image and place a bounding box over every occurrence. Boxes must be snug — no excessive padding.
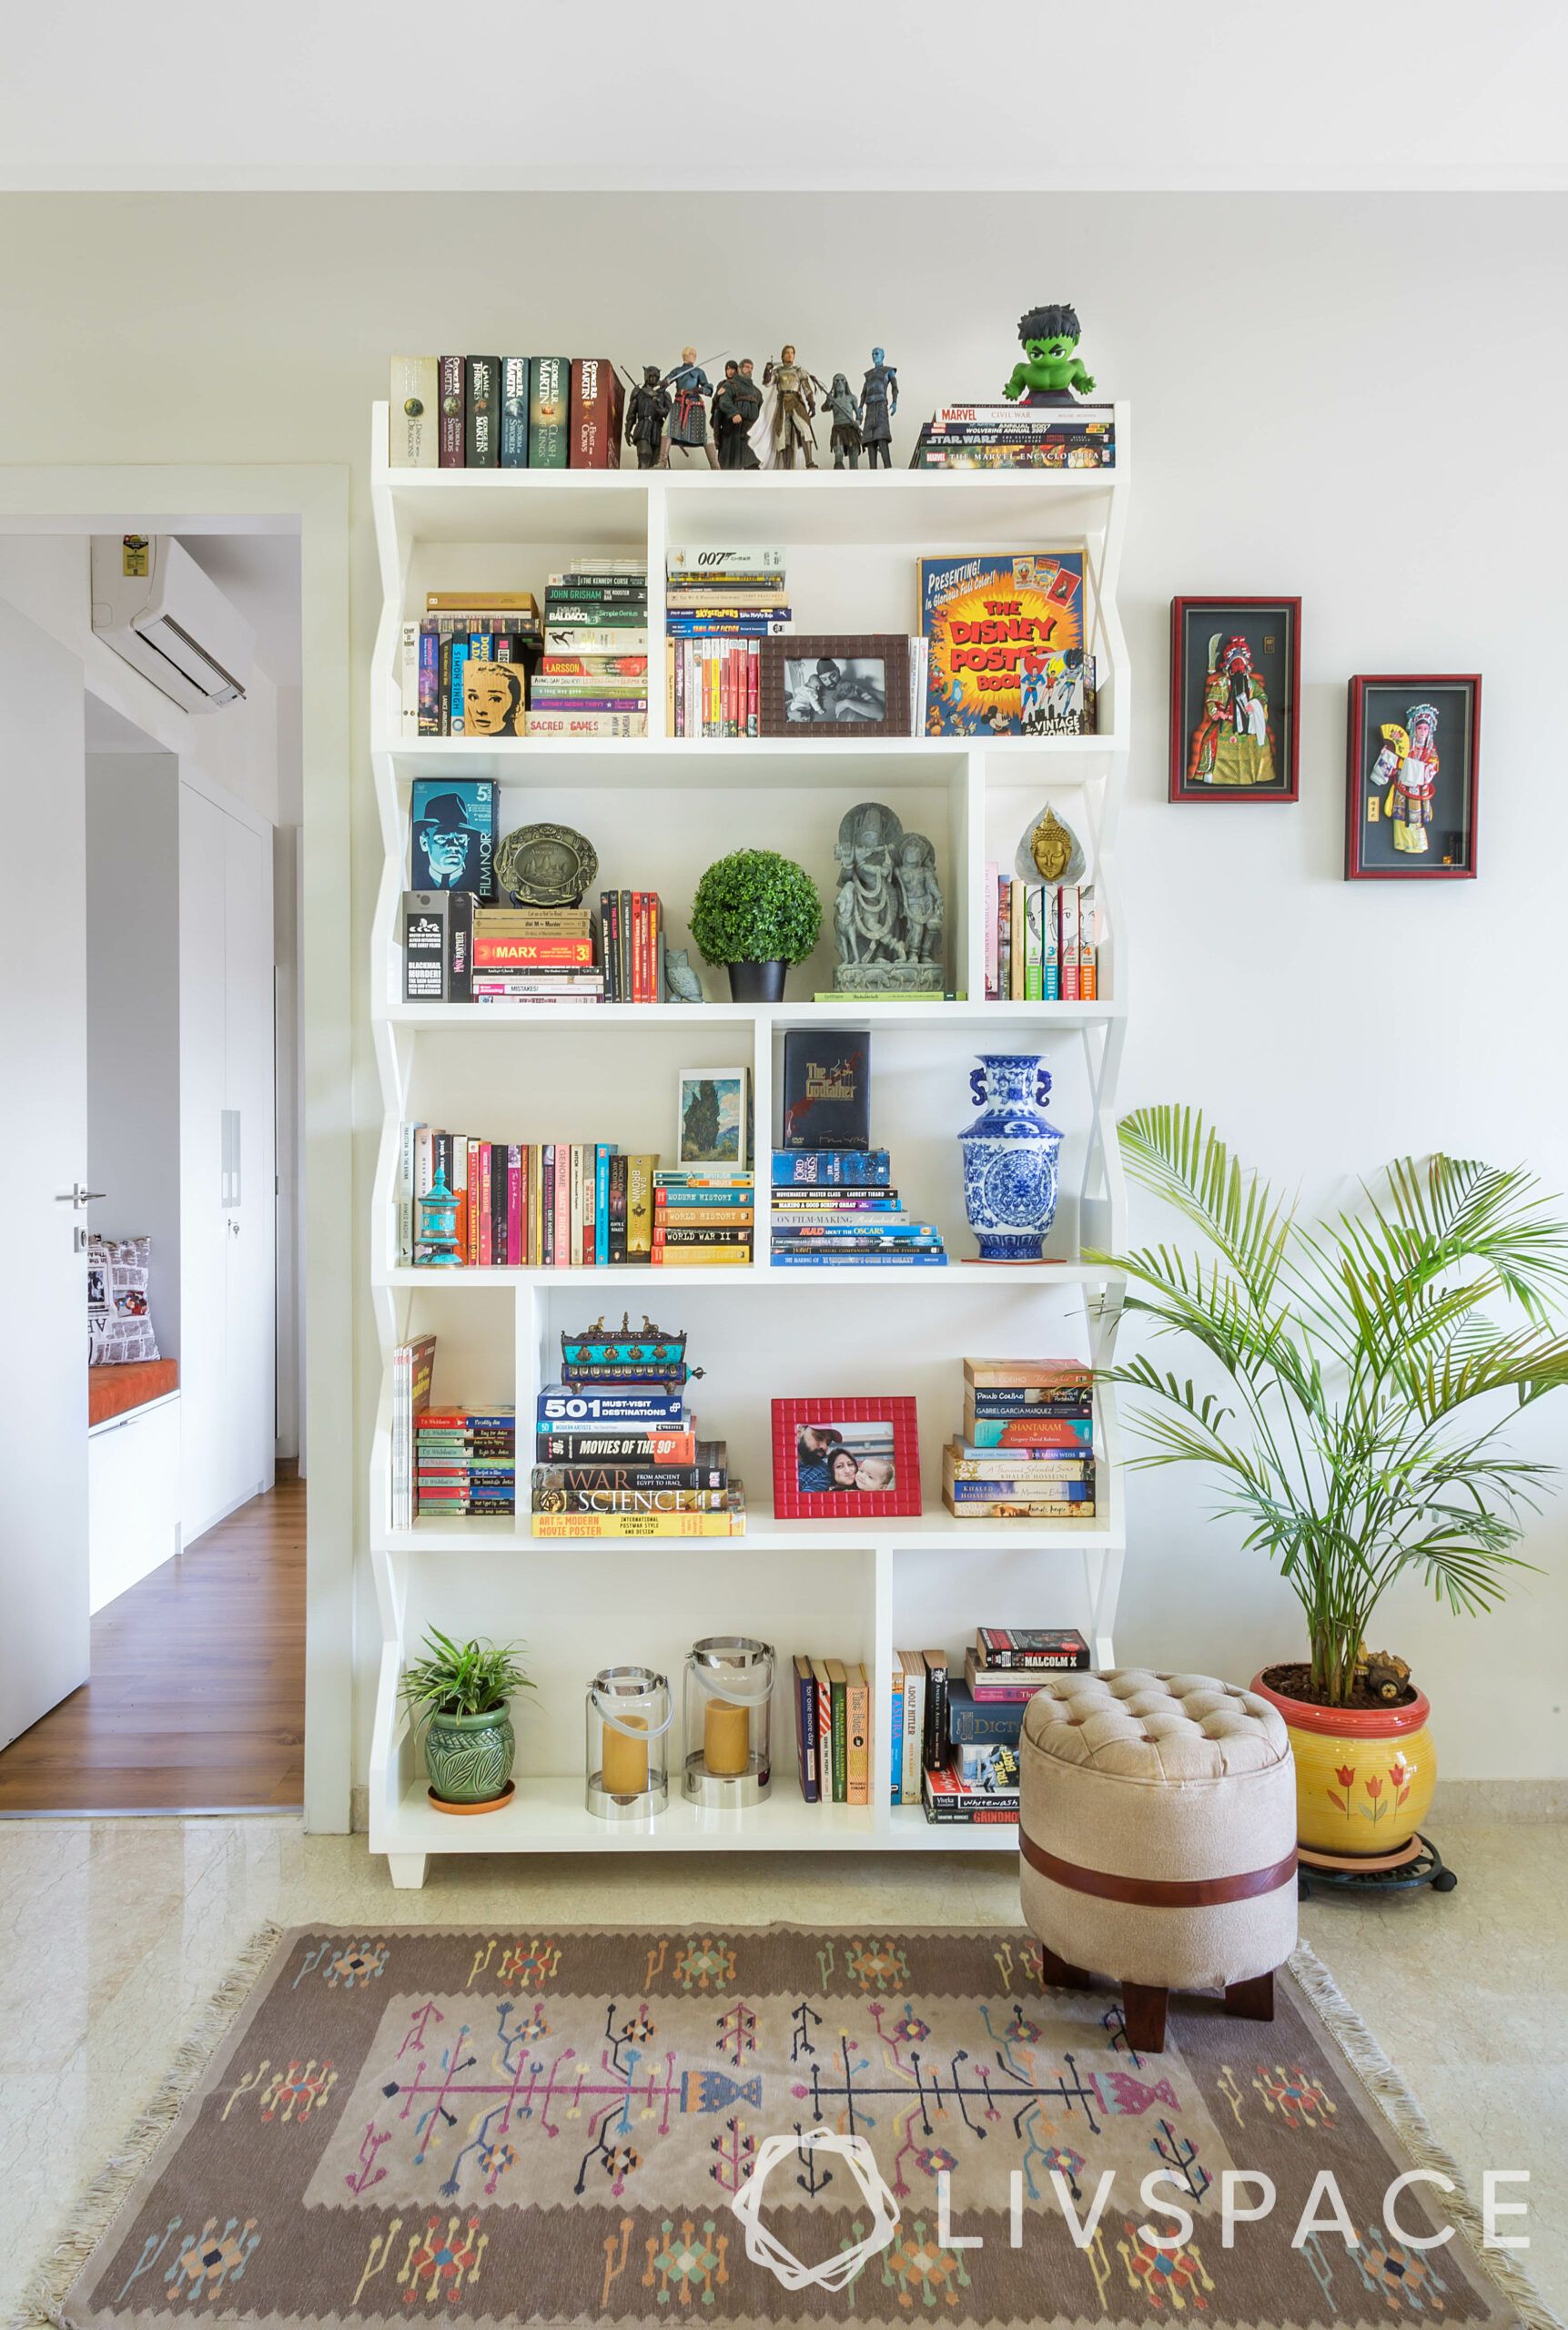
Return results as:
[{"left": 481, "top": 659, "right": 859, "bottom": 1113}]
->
[{"left": 28, "top": 1924, "right": 1553, "bottom": 2330}]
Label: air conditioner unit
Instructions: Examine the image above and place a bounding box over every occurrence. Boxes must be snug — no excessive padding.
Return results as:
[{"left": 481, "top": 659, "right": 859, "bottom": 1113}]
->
[{"left": 90, "top": 535, "right": 255, "bottom": 713}]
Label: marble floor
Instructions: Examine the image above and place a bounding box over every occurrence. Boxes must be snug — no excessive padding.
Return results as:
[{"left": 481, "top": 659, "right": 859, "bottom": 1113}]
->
[{"left": 2, "top": 1817, "right": 1563, "bottom": 2323}]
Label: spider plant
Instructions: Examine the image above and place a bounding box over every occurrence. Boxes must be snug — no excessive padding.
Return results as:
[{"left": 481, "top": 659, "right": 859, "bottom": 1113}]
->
[
  {"left": 1089, "top": 1108, "right": 1568, "bottom": 1707},
  {"left": 400, "top": 1628, "right": 533, "bottom": 1720}
]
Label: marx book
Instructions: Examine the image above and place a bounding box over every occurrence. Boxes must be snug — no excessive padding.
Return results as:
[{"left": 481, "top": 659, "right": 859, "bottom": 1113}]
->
[
  {"left": 465, "top": 357, "right": 501, "bottom": 468},
  {"left": 921, "top": 552, "right": 1088, "bottom": 738},
  {"left": 529, "top": 357, "right": 570, "bottom": 470},
  {"left": 389, "top": 358, "right": 439, "bottom": 468}
]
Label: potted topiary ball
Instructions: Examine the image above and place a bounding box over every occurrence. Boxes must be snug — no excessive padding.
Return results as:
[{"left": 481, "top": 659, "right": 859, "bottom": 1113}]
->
[
  {"left": 400, "top": 1627, "right": 533, "bottom": 1812},
  {"left": 689, "top": 848, "right": 822, "bottom": 1002}
]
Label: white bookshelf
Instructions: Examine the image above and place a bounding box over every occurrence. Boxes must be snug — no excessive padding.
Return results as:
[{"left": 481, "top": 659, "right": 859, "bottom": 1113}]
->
[{"left": 368, "top": 405, "right": 1132, "bottom": 1885}]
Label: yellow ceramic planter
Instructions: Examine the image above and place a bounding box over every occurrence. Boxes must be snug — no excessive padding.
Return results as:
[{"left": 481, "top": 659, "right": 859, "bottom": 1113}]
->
[{"left": 1251, "top": 1672, "right": 1435, "bottom": 1856}]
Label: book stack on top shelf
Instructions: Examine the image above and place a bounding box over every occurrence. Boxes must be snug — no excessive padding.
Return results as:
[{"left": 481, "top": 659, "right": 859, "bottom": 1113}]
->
[
  {"left": 531, "top": 1319, "right": 745, "bottom": 1538},
  {"left": 389, "top": 355, "right": 622, "bottom": 471},
  {"left": 666, "top": 545, "right": 791, "bottom": 738},
  {"left": 908, "top": 402, "right": 1116, "bottom": 472},
  {"left": 944, "top": 1358, "right": 1097, "bottom": 1519}
]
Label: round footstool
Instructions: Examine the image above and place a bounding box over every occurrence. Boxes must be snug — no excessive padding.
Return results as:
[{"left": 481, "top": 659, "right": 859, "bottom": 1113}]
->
[{"left": 1019, "top": 1669, "right": 1297, "bottom": 2052}]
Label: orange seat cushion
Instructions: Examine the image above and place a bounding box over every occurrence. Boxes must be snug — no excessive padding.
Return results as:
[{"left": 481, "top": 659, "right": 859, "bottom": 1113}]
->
[{"left": 88, "top": 1358, "right": 179, "bottom": 1427}]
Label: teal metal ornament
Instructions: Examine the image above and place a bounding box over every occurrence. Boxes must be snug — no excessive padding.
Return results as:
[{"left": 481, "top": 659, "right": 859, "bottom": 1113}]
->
[{"left": 420, "top": 1166, "right": 464, "bottom": 1267}]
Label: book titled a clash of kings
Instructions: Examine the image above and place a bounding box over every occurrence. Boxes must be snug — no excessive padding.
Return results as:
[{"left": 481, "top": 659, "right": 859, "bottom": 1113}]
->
[{"left": 921, "top": 552, "right": 1094, "bottom": 739}]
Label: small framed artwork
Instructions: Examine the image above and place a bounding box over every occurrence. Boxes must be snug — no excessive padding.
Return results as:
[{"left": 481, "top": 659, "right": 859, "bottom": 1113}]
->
[
  {"left": 1169, "top": 597, "right": 1300, "bottom": 802},
  {"left": 772, "top": 1396, "right": 922, "bottom": 1520},
  {"left": 760, "top": 634, "right": 913, "bottom": 739},
  {"left": 1345, "top": 675, "right": 1480, "bottom": 880},
  {"left": 675, "top": 1067, "right": 751, "bottom": 1170}
]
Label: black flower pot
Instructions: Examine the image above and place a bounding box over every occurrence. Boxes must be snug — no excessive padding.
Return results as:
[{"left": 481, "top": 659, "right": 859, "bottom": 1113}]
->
[{"left": 727, "top": 960, "right": 787, "bottom": 1003}]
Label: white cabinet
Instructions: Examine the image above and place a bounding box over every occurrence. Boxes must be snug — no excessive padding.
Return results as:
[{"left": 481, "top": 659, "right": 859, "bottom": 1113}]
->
[{"left": 88, "top": 1394, "right": 181, "bottom": 1613}]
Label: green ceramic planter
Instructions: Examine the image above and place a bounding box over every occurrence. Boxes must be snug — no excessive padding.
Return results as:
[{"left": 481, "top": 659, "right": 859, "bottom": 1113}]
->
[{"left": 423, "top": 1702, "right": 515, "bottom": 1806}]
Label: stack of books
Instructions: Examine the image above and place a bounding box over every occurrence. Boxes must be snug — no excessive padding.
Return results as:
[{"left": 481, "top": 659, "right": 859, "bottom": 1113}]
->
[
  {"left": 531, "top": 1323, "right": 744, "bottom": 1537},
  {"left": 389, "top": 356, "right": 623, "bottom": 471},
  {"left": 908, "top": 403, "right": 1116, "bottom": 471},
  {"left": 403, "top": 593, "right": 541, "bottom": 736},
  {"left": 916, "top": 1629, "right": 1091, "bottom": 1823},
  {"left": 400, "top": 1133, "right": 662, "bottom": 1267},
  {"left": 652, "top": 1170, "right": 754, "bottom": 1266},
  {"left": 986, "top": 876, "right": 1098, "bottom": 1003},
  {"left": 666, "top": 546, "right": 792, "bottom": 737},
  {"left": 770, "top": 1150, "right": 947, "bottom": 1267},
  {"left": 472, "top": 905, "right": 602, "bottom": 1006},
  {"left": 390, "top": 1333, "right": 437, "bottom": 1529},
  {"left": 536, "top": 560, "right": 649, "bottom": 737},
  {"left": 596, "top": 890, "right": 666, "bottom": 1002},
  {"left": 417, "top": 1403, "right": 517, "bottom": 1519},
  {"left": 944, "top": 1359, "right": 1097, "bottom": 1520},
  {"left": 792, "top": 1656, "right": 871, "bottom": 1807}
]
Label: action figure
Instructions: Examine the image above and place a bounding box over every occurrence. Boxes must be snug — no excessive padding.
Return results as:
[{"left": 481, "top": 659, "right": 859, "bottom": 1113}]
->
[
  {"left": 824, "top": 373, "right": 863, "bottom": 469},
  {"left": 750, "top": 345, "right": 821, "bottom": 469},
  {"left": 712, "top": 360, "right": 762, "bottom": 471},
  {"left": 1187, "top": 635, "right": 1277, "bottom": 787},
  {"left": 1003, "top": 302, "right": 1096, "bottom": 406},
  {"left": 1370, "top": 702, "right": 1440, "bottom": 854},
  {"left": 858, "top": 347, "right": 898, "bottom": 468},
  {"left": 623, "top": 364, "right": 672, "bottom": 469},
  {"left": 658, "top": 347, "right": 719, "bottom": 468}
]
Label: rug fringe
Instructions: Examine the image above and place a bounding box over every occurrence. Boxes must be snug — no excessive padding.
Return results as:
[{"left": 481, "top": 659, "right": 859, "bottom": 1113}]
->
[
  {"left": 10, "top": 1921, "right": 286, "bottom": 2330},
  {"left": 1290, "top": 1940, "right": 1563, "bottom": 2330}
]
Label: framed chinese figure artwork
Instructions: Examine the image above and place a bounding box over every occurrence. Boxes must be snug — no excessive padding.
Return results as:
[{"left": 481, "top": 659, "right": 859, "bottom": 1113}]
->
[
  {"left": 1345, "top": 675, "right": 1480, "bottom": 880},
  {"left": 760, "top": 635, "right": 914, "bottom": 739},
  {"left": 771, "top": 1396, "right": 922, "bottom": 1520},
  {"left": 1168, "top": 596, "right": 1300, "bottom": 802}
]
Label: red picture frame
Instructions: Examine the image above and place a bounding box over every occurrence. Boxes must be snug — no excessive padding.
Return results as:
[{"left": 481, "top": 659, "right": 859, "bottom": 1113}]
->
[
  {"left": 1345, "top": 674, "right": 1481, "bottom": 881},
  {"left": 1168, "top": 596, "right": 1301, "bottom": 802},
  {"left": 771, "top": 1396, "right": 922, "bottom": 1520}
]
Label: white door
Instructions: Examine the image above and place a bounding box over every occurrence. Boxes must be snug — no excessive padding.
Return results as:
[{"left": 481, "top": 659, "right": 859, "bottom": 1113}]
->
[
  {"left": 0, "top": 597, "right": 90, "bottom": 1746},
  {"left": 224, "top": 810, "right": 276, "bottom": 1500}
]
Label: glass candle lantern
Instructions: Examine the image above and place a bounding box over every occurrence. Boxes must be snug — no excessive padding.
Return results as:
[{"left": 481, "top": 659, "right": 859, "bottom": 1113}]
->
[
  {"left": 683, "top": 1636, "right": 774, "bottom": 1808},
  {"left": 585, "top": 1666, "right": 673, "bottom": 1819}
]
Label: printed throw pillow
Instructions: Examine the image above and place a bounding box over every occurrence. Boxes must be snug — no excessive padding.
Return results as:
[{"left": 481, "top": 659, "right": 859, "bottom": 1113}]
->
[{"left": 86, "top": 1234, "right": 160, "bottom": 1365}]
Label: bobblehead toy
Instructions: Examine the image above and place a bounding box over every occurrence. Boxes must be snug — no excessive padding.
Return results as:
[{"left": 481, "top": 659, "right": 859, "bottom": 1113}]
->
[{"left": 1003, "top": 302, "right": 1096, "bottom": 406}]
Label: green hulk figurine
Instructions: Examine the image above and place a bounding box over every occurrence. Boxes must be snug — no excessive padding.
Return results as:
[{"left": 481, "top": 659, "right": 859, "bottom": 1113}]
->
[{"left": 1004, "top": 301, "right": 1096, "bottom": 407}]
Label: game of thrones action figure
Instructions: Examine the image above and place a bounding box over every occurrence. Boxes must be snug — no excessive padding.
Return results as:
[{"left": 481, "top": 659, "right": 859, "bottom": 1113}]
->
[
  {"left": 824, "top": 373, "right": 863, "bottom": 469},
  {"left": 658, "top": 348, "right": 719, "bottom": 468},
  {"left": 712, "top": 360, "right": 763, "bottom": 470},
  {"left": 858, "top": 347, "right": 898, "bottom": 467},
  {"left": 750, "top": 346, "right": 822, "bottom": 469},
  {"left": 1003, "top": 302, "right": 1097, "bottom": 406},
  {"left": 623, "top": 364, "right": 672, "bottom": 469}
]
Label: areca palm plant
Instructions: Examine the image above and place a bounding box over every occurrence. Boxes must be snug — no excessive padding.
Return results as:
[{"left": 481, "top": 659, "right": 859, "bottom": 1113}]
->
[{"left": 1092, "top": 1108, "right": 1568, "bottom": 1707}]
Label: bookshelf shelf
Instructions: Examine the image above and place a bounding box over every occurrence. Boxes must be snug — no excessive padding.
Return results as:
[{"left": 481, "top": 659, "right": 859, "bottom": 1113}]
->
[{"left": 367, "top": 404, "right": 1133, "bottom": 1884}]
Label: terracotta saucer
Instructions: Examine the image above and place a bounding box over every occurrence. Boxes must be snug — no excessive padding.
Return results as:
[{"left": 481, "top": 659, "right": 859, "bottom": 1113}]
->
[
  {"left": 1298, "top": 1835, "right": 1423, "bottom": 1875},
  {"left": 428, "top": 1779, "right": 517, "bottom": 1817}
]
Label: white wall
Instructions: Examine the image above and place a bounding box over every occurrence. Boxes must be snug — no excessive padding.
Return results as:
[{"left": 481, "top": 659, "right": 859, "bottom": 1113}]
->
[
  {"left": 85, "top": 751, "right": 182, "bottom": 1357},
  {"left": 3, "top": 192, "right": 1564, "bottom": 1785}
]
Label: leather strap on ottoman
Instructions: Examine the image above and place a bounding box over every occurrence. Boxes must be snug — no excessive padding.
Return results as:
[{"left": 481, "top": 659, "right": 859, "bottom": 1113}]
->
[{"left": 1020, "top": 1831, "right": 1298, "bottom": 1907}]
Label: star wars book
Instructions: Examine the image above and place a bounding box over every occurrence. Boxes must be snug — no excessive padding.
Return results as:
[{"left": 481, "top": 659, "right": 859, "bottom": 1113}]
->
[{"left": 920, "top": 553, "right": 1089, "bottom": 737}]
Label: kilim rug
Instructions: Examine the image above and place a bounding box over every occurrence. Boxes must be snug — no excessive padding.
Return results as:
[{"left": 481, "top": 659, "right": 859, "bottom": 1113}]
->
[{"left": 26, "top": 1924, "right": 1555, "bottom": 2330}]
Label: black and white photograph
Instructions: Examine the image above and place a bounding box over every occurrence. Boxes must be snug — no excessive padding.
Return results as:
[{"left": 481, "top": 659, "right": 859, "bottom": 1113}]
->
[{"left": 784, "top": 656, "right": 886, "bottom": 725}]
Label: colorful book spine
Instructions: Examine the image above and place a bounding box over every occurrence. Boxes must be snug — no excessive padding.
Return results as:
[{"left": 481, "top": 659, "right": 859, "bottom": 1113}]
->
[
  {"left": 529, "top": 357, "right": 569, "bottom": 469},
  {"left": 1059, "top": 885, "right": 1081, "bottom": 1003},
  {"left": 794, "top": 1656, "right": 820, "bottom": 1805},
  {"left": 438, "top": 356, "right": 464, "bottom": 467},
  {"left": 826, "top": 1661, "right": 848, "bottom": 1804},
  {"left": 501, "top": 357, "right": 530, "bottom": 467},
  {"left": 889, "top": 1663, "right": 905, "bottom": 1805},
  {"left": 464, "top": 357, "right": 500, "bottom": 468},
  {"left": 845, "top": 1665, "right": 870, "bottom": 1808}
]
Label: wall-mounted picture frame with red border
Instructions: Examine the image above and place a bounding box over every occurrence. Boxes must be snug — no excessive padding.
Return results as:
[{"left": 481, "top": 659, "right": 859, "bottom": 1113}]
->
[
  {"left": 1169, "top": 596, "right": 1300, "bottom": 802},
  {"left": 1345, "top": 674, "right": 1480, "bottom": 881},
  {"left": 771, "top": 1396, "right": 921, "bottom": 1520}
]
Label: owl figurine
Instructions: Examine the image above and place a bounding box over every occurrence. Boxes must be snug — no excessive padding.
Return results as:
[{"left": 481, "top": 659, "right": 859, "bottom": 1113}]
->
[{"left": 664, "top": 947, "right": 704, "bottom": 1003}]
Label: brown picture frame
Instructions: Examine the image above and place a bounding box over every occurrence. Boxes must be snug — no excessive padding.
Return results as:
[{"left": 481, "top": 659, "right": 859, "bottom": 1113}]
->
[
  {"left": 760, "top": 634, "right": 913, "bottom": 739},
  {"left": 1345, "top": 674, "right": 1481, "bottom": 881}
]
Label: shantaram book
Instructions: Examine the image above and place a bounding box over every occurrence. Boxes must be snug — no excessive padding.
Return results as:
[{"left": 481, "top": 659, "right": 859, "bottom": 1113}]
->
[{"left": 921, "top": 552, "right": 1093, "bottom": 738}]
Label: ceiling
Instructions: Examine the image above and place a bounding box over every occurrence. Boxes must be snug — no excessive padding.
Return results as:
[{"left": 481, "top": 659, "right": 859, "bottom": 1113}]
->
[{"left": 3, "top": 1, "right": 1565, "bottom": 191}]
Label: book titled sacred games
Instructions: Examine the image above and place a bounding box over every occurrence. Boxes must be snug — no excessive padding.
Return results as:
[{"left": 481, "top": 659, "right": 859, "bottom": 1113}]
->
[{"left": 921, "top": 552, "right": 1087, "bottom": 738}]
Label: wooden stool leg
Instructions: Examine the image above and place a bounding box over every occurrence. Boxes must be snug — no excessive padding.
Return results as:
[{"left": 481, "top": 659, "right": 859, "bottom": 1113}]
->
[
  {"left": 1121, "top": 1982, "right": 1168, "bottom": 2052},
  {"left": 1039, "top": 1944, "right": 1093, "bottom": 1990},
  {"left": 1225, "top": 1970, "right": 1276, "bottom": 2023}
]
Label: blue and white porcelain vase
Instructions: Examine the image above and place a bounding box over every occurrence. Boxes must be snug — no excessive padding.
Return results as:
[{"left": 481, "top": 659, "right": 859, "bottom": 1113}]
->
[{"left": 958, "top": 1054, "right": 1063, "bottom": 1261}]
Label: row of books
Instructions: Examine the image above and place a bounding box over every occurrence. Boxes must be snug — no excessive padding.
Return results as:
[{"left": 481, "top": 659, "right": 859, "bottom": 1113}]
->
[
  {"left": 908, "top": 1628, "right": 1092, "bottom": 1822},
  {"left": 402, "top": 886, "right": 669, "bottom": 1007},
  {"left": 944, "top": 1358, "right": 1097, "bottom": 1521},
  {"left": 909, "top": 404, "right": 1116, "bottom": 472},
  {"left": 792, "top": 1656, "right": 872, "bottom": 1806},
  {"left": 537, "top": 560, "right": 649, "bottom": 735},
  {"left": 400, "top": 1133, "right": 756, "bottom": 1268},
  {"left": 667, "top": 548, "right": 790, "bottom": 738},
  {"left": 389, "top": 1334, "right": 518, "bottom": 1527},
  {"left": 401, "top": 593, "right": 539, "bottom": 736},
  {"left": 986, "top": 876, "right": 1100, "bottom": 1003},
  {"left": 389, "top": 356, "right": 624, "bottom": 471},
  {"left": 769, "top": 1148, "right": 947, "bottom": 1268},
  {"left": 531, "top": 1342, "right": 745, "bottom": 1538}
]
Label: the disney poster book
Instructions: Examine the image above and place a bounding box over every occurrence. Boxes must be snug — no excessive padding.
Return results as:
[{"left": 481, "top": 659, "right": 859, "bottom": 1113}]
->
[{"left": 921, "top": 552, "right": 1090, "bottom": 737}]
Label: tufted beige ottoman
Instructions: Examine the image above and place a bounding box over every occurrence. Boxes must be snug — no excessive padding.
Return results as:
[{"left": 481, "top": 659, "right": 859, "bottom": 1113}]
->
[{"left": 1019, "top": 1669, "right": 1297, "bottom": 2052}]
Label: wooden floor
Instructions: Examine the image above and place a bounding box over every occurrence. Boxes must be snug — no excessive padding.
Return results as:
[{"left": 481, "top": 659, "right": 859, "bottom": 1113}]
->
[{"left": 0, "top": 1466, "right": 304, "bottom": 1813}]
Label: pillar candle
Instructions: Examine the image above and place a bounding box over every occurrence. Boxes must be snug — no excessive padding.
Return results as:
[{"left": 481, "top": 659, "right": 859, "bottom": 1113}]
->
[
  {"left": 601, "top": 1713, "right": 649, "bottom": 1797},
  {"left": 703, "top": 1697, "right": 751, "bottom": 1778}
]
